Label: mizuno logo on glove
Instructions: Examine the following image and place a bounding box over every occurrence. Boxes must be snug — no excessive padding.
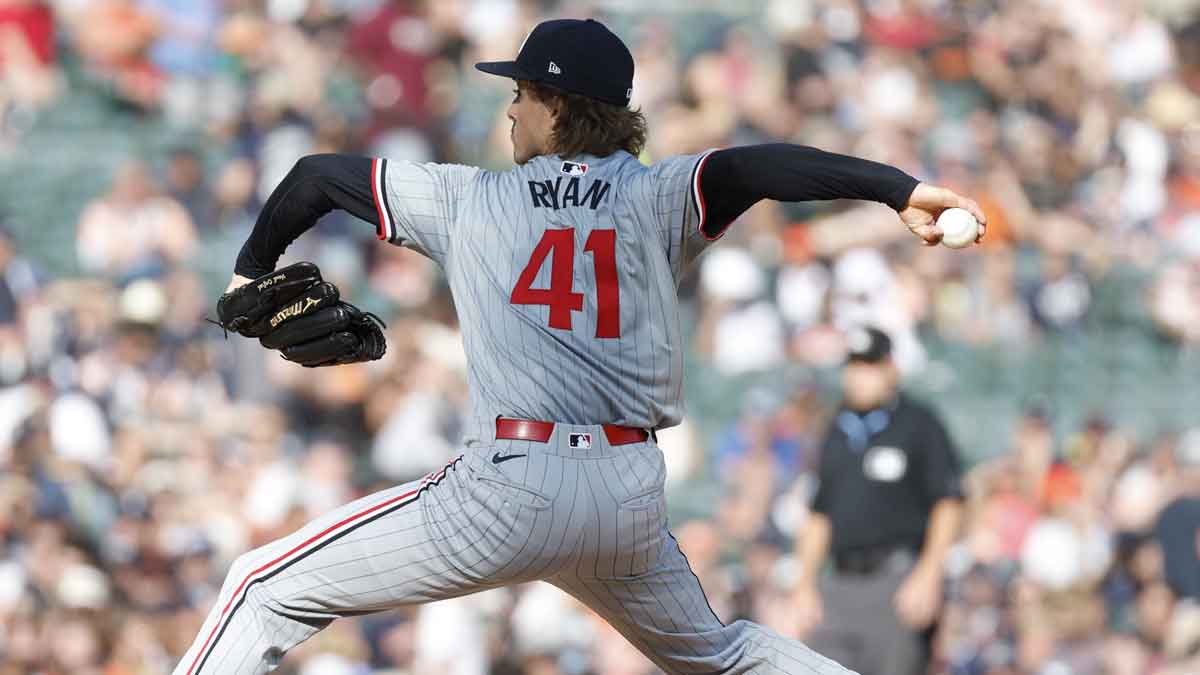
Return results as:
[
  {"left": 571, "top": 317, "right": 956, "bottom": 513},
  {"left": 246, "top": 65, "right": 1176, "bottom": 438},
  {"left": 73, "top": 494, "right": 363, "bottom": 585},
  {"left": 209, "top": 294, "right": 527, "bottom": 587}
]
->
[
  {"left": 216, "top": 262, "right": 387, "bottom": 367},
  {"left": 270, "top": 296, "right": 323, "bottom": 328}
]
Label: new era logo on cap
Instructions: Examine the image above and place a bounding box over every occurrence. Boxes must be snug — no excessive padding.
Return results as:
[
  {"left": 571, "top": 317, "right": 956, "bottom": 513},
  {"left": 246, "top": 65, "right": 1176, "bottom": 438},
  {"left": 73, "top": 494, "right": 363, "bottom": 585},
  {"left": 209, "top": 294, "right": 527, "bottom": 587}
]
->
[{"left": 474, "top": 19, "right": 634, "bottom": 106}]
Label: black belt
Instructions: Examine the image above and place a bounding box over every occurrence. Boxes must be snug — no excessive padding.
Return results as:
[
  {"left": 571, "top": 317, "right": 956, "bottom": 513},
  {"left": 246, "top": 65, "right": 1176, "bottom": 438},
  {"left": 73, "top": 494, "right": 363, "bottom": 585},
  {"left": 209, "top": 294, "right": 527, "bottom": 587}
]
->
[{"left": 834, "top": 546, "right": 916, "bottom": 575}]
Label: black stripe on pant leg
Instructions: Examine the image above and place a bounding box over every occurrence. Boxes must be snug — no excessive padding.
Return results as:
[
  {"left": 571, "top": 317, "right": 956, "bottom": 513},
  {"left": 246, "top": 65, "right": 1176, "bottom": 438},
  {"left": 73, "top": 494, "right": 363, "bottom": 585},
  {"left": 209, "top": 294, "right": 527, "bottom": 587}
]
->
[
  {"left": 194, "top": 464, "right": 458, "bottom": 674},
  {"left": 195, "top": 497, "right": 415, "bottom": 673},
  {"left": 667, "top": 529, "right": 726, "bottom": 628}
]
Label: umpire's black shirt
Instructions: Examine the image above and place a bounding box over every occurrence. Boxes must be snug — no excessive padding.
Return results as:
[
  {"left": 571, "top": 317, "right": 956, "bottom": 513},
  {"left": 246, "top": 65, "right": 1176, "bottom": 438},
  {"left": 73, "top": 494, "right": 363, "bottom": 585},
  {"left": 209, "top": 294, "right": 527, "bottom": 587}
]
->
[{"left": 812, "top": 392, "right": 963, "bottom": 560}]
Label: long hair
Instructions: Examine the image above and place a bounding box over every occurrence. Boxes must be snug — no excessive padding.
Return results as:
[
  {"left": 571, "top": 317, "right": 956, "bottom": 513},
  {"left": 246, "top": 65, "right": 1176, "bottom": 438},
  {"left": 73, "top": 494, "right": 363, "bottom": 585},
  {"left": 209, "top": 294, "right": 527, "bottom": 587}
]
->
[{"left": 523, "top": 80, "right": 647, "bottom": 159}]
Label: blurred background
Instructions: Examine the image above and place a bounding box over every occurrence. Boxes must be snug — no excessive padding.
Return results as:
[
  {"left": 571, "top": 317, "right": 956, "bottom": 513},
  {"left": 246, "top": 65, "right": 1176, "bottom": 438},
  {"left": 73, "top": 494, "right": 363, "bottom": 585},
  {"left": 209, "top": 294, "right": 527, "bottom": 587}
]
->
[{"left": 1, "top": 0, "right": 1200, "bottom": 673}]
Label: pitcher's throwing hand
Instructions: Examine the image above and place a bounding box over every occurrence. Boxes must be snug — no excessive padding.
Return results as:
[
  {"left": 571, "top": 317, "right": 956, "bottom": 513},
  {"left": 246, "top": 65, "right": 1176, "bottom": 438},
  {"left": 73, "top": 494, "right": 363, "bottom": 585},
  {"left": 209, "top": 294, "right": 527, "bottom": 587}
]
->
[{"left": 899, "top": 183, "right": 988, "bottom": 246}]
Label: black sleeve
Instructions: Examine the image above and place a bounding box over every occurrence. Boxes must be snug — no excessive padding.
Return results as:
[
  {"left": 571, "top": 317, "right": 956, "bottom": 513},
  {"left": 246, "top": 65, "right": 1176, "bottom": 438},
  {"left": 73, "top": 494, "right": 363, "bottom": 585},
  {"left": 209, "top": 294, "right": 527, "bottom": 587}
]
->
[
  {"left": 810, "top": 424, "right": 839, "bottom": 516},
  {"left": 235, "top": 154, "right": 381, "bottom": 278},
  {"left": 918, "top": 407, "right": 965, "bottom": 506},
  {"left": 697, "top": 144, "right": 920, "bottom": 238}
]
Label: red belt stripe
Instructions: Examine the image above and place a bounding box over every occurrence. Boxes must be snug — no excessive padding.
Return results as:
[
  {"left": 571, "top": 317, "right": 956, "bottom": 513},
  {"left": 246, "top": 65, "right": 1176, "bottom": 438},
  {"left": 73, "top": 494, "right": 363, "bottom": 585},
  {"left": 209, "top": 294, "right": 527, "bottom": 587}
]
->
[{"left": 495, "top": 417, "right": 649, "bottom": 445}]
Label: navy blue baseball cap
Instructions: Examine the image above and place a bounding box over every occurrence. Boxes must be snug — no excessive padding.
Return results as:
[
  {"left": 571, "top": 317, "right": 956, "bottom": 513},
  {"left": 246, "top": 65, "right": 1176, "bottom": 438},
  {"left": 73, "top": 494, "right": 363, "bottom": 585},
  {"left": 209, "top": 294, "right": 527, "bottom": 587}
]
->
[
  {"left": 475, "top": 19, "right": 634, "bottom": 106},
  {"left": 845, "top": 326, "right": 893, "bottom": 364}
]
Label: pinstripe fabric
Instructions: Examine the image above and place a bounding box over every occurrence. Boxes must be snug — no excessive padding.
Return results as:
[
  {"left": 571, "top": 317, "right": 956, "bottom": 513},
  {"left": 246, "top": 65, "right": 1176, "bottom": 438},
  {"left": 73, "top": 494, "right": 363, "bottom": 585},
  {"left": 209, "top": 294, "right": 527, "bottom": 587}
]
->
[
  {"left": 176, "top": 432, "right": 856, "bottom": 674},
  {"left": 373, "top": 151, "right": 720, "bottom": 446},
  {"left": 176, "top": 151, "right": 859, "bottom": 674}
]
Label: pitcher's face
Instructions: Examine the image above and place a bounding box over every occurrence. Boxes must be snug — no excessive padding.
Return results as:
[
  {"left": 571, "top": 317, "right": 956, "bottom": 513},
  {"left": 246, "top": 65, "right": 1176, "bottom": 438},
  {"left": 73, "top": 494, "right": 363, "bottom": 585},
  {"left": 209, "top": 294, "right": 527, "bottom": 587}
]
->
[{"left": 507, "top": 81, "right": 556, "bottom": 164}]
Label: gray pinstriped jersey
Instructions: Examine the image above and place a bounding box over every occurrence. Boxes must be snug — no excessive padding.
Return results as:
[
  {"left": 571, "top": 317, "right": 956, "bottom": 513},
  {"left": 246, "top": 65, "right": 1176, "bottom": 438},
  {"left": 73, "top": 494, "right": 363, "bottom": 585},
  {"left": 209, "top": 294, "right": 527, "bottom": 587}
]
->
[
  {"left": 180, "top": 150, "right": 860, "bottom": 675},
  {"left": 371, "top": 150, "right": 718, "bottom": 444}
]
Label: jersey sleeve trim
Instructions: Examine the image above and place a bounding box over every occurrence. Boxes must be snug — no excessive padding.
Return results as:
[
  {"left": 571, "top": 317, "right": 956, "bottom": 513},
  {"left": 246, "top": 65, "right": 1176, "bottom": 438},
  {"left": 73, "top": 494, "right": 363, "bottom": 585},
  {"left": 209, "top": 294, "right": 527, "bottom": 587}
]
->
[
  {"left": 370, "top": 158, "right": 396, "bottom": 242},
  {"left": 690, "top": 149, "right": 724, "bottom": 241}
]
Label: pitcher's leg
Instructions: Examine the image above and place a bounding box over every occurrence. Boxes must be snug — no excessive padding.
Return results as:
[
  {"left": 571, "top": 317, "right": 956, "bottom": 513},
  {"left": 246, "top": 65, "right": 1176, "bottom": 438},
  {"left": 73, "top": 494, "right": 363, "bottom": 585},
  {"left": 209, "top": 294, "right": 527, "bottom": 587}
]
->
[
  {"left": 553, "top": 532, "right": 859, "bottom": 674},
  {"left": 175, "top": 458, "right": 480, "bottom": 675}
]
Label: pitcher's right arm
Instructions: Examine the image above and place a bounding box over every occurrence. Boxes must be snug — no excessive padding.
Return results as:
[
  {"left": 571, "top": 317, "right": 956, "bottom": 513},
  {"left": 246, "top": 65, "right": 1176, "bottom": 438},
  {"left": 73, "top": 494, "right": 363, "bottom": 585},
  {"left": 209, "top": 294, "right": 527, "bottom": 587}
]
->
[
  {"left": 697, "top": 144, "right": 985, "bottom": 243},
  {"left": 643, "top": 145, "right": 987, "bottom": 275}
]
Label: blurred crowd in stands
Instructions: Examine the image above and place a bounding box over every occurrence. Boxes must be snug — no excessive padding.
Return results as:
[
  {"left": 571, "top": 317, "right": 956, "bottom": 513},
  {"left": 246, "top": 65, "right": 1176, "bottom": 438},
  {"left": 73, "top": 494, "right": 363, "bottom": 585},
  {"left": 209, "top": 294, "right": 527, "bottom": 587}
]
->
[{"left": 2, "top": 0, "right": 1200, "bottom": 673}]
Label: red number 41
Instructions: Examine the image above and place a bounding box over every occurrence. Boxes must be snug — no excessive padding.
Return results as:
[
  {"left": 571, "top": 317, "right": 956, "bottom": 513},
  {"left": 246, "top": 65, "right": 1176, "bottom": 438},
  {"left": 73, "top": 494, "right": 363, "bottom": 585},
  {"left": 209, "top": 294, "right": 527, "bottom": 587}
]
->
[{"left": 510, "top": 228, "right": 620, "bottom": 338}]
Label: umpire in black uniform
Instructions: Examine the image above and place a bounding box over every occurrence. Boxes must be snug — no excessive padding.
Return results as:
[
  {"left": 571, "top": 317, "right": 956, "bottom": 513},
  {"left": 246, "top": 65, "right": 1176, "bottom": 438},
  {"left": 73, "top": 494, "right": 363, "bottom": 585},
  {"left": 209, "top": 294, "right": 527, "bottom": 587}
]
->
[{"left": 793, "top": 327, "right": 964, "bottom": 675}]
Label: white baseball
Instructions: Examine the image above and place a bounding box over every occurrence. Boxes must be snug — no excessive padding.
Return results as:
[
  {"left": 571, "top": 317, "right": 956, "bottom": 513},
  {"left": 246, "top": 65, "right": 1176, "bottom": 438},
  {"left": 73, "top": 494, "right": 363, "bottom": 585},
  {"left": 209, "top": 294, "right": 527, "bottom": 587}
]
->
[{"left": 937, "top": 208, "right": 979, "bottom": 249}]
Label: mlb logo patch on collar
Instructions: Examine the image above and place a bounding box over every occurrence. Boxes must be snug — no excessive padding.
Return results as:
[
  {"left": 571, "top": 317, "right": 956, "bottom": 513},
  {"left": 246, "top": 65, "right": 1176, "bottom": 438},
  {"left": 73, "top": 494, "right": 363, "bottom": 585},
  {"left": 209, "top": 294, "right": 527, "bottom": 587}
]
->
[{"left": 560, "top": 161, "right": 588, "bottom": 176}]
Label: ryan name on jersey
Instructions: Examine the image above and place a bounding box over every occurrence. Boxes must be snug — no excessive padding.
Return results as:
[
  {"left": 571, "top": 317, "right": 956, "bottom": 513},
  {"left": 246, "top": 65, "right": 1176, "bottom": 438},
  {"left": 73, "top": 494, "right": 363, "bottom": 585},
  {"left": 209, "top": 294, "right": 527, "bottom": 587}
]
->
[{"left": 527, "top": 176, "right": 612, "bottom": 211}]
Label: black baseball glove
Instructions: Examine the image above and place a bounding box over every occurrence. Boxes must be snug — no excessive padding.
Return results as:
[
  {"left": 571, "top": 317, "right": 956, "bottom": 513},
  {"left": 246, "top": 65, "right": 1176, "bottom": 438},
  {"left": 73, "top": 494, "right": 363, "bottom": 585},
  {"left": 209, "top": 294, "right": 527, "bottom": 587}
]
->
[{"left": 214, "top": 262, "right": 387, "bottom": 367}]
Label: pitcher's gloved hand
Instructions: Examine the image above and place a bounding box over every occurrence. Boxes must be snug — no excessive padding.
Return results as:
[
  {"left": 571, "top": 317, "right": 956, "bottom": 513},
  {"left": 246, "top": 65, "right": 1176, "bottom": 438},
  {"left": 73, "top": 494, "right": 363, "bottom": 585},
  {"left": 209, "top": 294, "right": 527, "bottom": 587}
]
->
[{"left": 214, "top": 262, "right": 387, "bottom": 367}]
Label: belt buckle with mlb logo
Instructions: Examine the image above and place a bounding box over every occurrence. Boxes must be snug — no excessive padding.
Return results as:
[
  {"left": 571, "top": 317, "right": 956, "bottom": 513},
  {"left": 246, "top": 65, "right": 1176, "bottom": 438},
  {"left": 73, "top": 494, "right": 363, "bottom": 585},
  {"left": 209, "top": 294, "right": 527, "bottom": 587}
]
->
[{"left": 569, "top": 433, "right": 592, "bottom": 449}]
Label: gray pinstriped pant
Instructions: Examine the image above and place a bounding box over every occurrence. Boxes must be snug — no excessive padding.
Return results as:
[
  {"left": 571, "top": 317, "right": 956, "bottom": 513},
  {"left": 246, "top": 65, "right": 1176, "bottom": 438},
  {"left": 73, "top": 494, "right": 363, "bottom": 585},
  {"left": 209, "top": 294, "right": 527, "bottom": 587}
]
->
[{"left": 174, "top": 424, "right": 857, "bottom": 674}]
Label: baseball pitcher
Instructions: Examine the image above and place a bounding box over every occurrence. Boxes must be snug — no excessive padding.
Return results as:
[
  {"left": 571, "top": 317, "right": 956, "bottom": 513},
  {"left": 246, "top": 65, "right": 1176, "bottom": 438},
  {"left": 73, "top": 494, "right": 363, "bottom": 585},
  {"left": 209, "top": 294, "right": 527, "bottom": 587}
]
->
[{"left": 180, "top": 18, "right": 986, "bottom": 675}]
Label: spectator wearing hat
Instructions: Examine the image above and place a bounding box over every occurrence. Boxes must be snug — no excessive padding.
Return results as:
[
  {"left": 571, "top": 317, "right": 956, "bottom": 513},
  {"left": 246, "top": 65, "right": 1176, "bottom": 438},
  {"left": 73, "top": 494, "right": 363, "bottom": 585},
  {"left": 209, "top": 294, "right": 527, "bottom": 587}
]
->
[{"left": 793, "top": 326, "right": 965, "bottom": 675}]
